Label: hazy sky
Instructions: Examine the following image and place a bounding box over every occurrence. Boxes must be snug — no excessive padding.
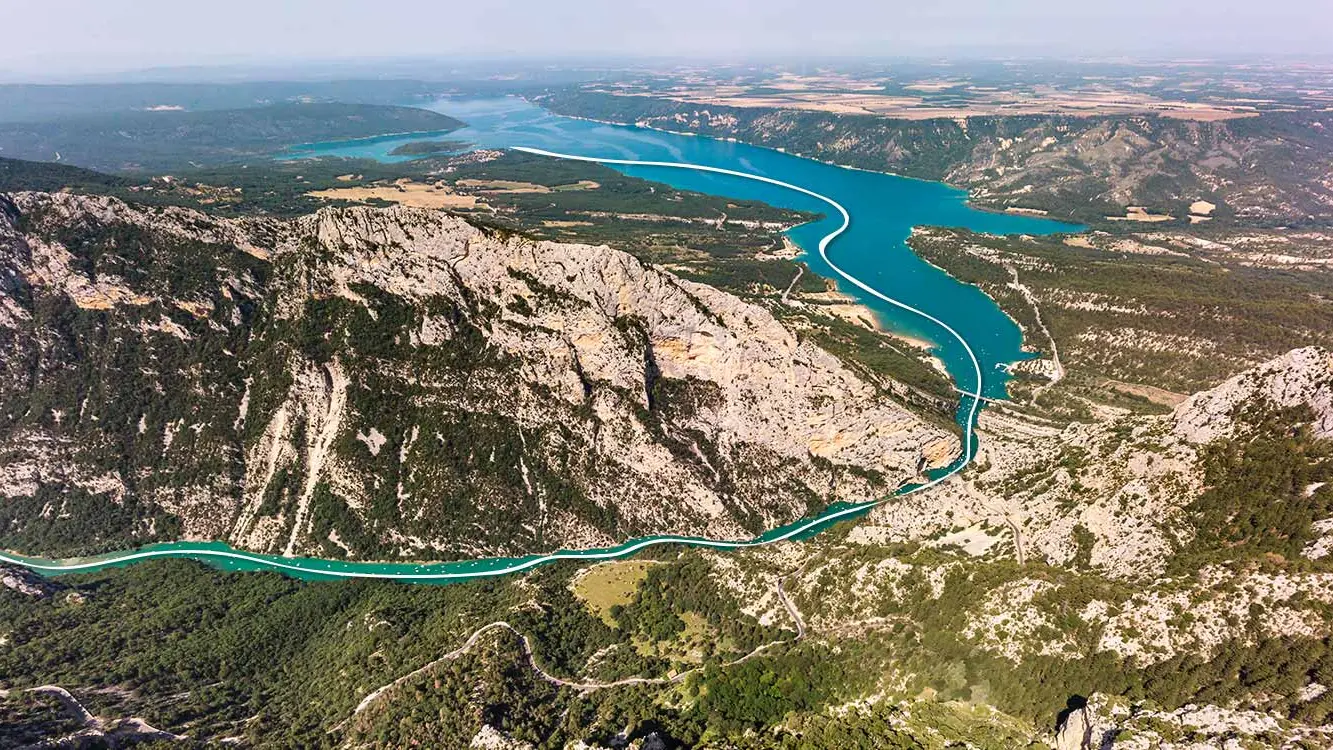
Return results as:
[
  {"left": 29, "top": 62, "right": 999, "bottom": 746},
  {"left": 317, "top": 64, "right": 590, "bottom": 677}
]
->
[{"left": 4, "top": 0, "right": 1330, "bottom": 77}]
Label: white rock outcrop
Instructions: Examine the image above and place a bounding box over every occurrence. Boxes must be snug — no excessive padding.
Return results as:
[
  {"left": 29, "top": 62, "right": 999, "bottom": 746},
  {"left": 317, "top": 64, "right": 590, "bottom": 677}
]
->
[
  {"left": 853, "top": 346, "right": 1333, "bottom": 581},
  {"left": 1173, "top": 346, "right": 1333, "bottom": 444},
  {"left": 1, "top": 194, "right": 956, "bottom": 559}
]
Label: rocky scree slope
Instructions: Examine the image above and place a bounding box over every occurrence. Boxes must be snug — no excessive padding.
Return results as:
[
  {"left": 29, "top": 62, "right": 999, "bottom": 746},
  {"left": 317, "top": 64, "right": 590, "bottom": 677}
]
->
[
  {"left": 0, "top": 192, "right": 955, "bottom": 560},
  {"left": 853, "top": 346, "right": 1333, "bottom": 581}
]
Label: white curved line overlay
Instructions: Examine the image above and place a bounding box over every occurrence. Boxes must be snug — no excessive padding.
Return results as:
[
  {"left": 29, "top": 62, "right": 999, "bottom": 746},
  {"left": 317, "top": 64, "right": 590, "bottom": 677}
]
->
[{"left": 0, "top": 147, "right": 983, "bottom": 581}]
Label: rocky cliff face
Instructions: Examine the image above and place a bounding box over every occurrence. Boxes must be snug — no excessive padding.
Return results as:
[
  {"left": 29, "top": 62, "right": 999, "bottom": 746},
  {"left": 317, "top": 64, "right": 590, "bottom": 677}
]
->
[
  {"left": 1052, "top": 692, "right": 1333, "bottom": 749},
  {"left": 0, "top": 564, "right": 59, "bottom": 598},
  {"left": 1173, "top": 346, "right": 1333, "bottom": 444},
  {"left": 850, "top": 346, "right": 1333, "bottom": 581},
  {"left": 0, "top": 192, "right": 954, "bottom": 559}
]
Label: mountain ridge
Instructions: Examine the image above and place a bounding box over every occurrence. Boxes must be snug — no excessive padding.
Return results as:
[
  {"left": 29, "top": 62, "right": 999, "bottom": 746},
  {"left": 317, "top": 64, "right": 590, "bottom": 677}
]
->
[{"left": 0, "top": 190, "right": 955, "bottom": 560}]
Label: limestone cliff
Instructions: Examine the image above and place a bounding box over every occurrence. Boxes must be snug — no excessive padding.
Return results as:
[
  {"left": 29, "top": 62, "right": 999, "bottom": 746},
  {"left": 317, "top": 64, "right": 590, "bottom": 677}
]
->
[
  {"left": 0, "top": 192, "right": 955, "bottom": 559},
  {"left": 1052, "top": 693, "right": 1333, "bottom": 749},
  {"left": 1173, "top": 346, "right": 1333, "bottom": 444},
  {"left": 851, "top": 346, "right": 1333, "bottom": 581}
]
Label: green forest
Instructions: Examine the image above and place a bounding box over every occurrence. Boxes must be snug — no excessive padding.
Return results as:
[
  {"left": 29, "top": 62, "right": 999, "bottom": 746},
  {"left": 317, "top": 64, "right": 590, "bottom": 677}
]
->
[{"left": 0, "top": 103, "right": 463, "bottom": 172}]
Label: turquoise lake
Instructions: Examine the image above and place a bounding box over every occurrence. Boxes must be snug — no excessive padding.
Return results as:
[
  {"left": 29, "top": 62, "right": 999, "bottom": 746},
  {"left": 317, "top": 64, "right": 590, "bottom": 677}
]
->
[
  {"left": 1, "top": 97, "right": 1079, "bottom": 582},
  {"left": 293, "top": 96, "right": 1076, "bottom": 400}
]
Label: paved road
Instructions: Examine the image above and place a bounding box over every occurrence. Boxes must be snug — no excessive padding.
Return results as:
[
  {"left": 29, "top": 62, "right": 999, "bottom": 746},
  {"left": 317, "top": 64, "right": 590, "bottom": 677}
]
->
[{"left": 353, "top": 574, "right": 808, "bottom": 717}]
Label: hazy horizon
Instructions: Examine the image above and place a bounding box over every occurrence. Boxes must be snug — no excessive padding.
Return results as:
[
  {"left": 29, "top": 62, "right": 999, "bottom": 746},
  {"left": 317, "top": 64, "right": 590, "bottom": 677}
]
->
[{"left": 5, "top": 0, "right": 1332, "bottom": 82}]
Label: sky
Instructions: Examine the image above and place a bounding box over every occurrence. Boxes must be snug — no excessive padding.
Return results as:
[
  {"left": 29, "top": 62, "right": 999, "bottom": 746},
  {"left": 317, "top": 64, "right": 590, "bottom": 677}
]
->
[{"left": 3, "top": 0, "right": 1331, "bottom": 79}]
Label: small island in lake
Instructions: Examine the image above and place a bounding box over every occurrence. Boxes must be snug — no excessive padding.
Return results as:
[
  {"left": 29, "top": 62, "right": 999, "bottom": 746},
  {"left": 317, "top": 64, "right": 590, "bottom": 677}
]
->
[{"left": 389, "top": 139, "right": 470, "bottom": 156}]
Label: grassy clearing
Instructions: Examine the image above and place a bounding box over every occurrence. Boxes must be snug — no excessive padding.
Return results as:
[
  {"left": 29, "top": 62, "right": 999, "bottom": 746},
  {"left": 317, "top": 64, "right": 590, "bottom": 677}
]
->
[{"left": 570, "top": 560, "right": 658, "bottom": 627}]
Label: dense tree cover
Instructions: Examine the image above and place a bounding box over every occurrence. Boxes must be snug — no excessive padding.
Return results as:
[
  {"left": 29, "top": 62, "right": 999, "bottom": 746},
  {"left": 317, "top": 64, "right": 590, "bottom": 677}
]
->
[
  {"left": 1176, "top": 404, "right": 1333, "bottom": 567},
  {"left": 909, "top": 227, "right": 1333, "bottom": 401},
  {"left": 387, "top": 139, "right": 470, "bottom": 156},
  {"left": 539, "top": 91, "right": 1333, "bottom": 228},
  {"left": 690, "top": 646, "right": 855, "bottom": 727},
  {"left": 537, "top": 91, "right": 979, "bottom": 183},
  {"left": 0, "top": 485, "right": 181, "bottom": 557},
  {"left": 614, "top": 556, "right": 787, "bottom": 662},
  {"left": 0, "top": 691, "right": 83, "bottom": 747},
  {"left": 0, "top": 552, "right": 794, "bottom": 747},
  {"left": 0, "top": 156, "right": 130, "bottom": 193},
  {"left": 510, "top": 565, "right": 623, "bottom": 676},
  {"left": 355, "top": 637, "right": 574, "bottom": 749},
  {"left": 0, "top": 560, "right": 522, "bottom": 746},
  {"left": 6, "top": 536, "right": 1333, "bottom": 748},
  {"left": 0, "top": 103, "right": 464, "bottom": 172}
]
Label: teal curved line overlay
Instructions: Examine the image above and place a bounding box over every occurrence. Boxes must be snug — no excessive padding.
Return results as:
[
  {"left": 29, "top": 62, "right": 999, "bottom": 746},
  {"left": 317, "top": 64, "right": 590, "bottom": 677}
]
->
[{"left": 0, "top": 148, "right": 984, "bottom": 582}]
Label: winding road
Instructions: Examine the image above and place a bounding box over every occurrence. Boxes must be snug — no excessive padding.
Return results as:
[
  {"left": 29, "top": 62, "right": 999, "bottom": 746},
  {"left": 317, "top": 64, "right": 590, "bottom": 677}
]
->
[
  {"left": 351, "top": 574, "right": 808, "bottom": 718},
  {"left": 0, "top": 148, "right": 985, "bottom": 581}
]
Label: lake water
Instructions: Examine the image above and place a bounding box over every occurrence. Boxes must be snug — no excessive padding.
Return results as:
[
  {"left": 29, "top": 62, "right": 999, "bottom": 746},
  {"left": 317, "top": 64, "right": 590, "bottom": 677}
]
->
[
  {"left": 296, "top": 97, "right": 1077, "bottom": 402},
  {"left": 4, "top": 97, "right": 1078, "bottom": 582}
]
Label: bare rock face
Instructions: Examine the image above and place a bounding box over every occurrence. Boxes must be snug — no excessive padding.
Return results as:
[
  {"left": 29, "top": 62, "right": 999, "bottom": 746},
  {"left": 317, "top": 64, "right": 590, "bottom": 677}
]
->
[
  {"left": 1048, "top": 692, "right": 1326, "bottom": 749},
  {"left": 854, "top": 407, "right": 1203, "bottom": 580},
  {"left": 231, "top": 206, "right": 956, "bottom": 556},
  {"left": 470, "top": 724, "right": 536, "bottom": 750},
  {"left": 0, "top": 194, "right": 955, "bottom": 560},
  {"left": 853, "top": 346, "right": 1333, "bottom": 581},
  {"left": 1, "top": 564, "right": 58, "bottom": 597},
  {"left": 1053, "top": 703, "right": 1096, "bottom": 750},
  {"left": 291, "top": 206, "right": 955, "bottom": 481},
  {"left": 1173, "top": 346, "right": 1333, "bottom": 444}
]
